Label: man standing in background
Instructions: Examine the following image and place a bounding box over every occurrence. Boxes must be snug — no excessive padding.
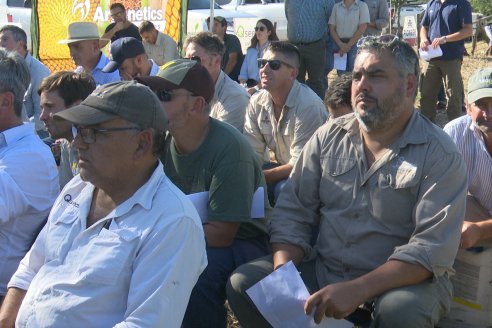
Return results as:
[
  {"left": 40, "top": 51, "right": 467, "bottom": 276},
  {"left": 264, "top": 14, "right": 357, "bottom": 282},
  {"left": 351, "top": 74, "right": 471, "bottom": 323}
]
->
[
  {"left": 419, "top": 0, "right": 472, "bottom": 122},
  {"left": 285, "top": 0, "right": 334, "bottom": 99},
  {"left": 100, "top": 3, "right": 142, "bottom": 48},
  {"left": 362, "top": 0, "right": 389, "bottom": 36}
]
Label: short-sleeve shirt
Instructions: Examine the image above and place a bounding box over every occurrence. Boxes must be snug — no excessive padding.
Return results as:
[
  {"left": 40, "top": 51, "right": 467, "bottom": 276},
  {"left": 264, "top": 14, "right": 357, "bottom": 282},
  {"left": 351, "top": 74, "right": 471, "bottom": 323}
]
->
[
  {"left": 329, "top": 0, "right": 370, "bottom": 39},
  {"left": 222, "top": 33, "right": 243, "bottom": 81},
  {"left": 104, "top": 23, "right": 142, "bottom": 43},
  {"left": 161, "top": 118, "right": 269, "bottom": 240},
  {"left": 421, "top": 0, "right": 472, "bottom": 60}
]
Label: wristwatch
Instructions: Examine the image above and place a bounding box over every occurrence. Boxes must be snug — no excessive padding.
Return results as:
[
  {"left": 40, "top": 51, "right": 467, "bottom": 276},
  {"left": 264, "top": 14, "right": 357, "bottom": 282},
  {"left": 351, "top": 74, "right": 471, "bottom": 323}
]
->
[{"left": 441, "top": 36, "right": 447, "bottom": 44}]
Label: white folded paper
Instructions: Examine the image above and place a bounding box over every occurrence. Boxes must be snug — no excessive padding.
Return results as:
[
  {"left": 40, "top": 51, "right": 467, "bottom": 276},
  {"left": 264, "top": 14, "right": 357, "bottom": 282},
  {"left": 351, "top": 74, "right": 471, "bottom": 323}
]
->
[
  {"left": 246, "top": 261, "right": 353, "bottom": 328},
  {"left": 334, "top": 52, "right": 348, "bottom": 71},
  {"left": 419, "top": 46, "right": 443, "bottom": 61}
]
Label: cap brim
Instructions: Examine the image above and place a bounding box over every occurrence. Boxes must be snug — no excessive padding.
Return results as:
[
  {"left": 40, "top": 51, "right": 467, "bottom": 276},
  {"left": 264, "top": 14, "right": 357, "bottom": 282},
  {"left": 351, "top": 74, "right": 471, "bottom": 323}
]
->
[
  {"left": 468, "top": 89, "right": 492, "bottom": 104},
  {"left": 102, "top": 60, "right": 119, "bottom": 73},
  {"left": 54, "top": 103, "right": 117, "bottom": 125},
  {"left": 57, "top": 37, "right": 109, "bottom": 44},
  {"left": 135, "top": 76, "right": 181, "bottom": 91}
]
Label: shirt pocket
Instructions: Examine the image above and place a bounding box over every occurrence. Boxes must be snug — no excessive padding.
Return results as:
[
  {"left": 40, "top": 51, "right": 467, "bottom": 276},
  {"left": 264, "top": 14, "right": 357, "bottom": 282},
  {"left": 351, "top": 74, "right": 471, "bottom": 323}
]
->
[
  {"left": 77, "top": 228, "right": 140, "bottom": 285},
  {"left": 320, "top": 155, "right": 357, "bottom": 209},
  {"left": 371, "top": 165, "right": 420, "bottom": 229}
]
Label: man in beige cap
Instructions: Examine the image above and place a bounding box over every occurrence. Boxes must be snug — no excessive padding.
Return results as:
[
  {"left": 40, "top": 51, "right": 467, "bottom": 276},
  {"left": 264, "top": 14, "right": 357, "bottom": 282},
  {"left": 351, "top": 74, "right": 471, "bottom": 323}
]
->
[
  {"left": 0, "top": 81, "right": 207, "bottom": 328},
  {"left": 444, "top": 67, "right": 492, "bottom": 248},
  {"left": 58, "top": 22, "right": 120, "bottom": 86}
]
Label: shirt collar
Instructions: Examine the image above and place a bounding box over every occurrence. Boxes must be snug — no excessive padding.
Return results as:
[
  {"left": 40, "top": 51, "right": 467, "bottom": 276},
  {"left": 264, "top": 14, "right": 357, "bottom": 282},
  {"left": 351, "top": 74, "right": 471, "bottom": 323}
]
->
[
  {"left": 0, "top": 123, "right": 35, "bottom": 148},
  {"left": 283, "top": 80, "right": 300, "bottom": 109}
]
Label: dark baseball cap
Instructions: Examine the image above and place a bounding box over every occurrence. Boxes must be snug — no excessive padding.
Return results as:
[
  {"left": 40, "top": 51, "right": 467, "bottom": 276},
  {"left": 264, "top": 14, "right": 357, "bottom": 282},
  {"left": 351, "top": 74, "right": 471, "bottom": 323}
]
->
[
  {"left": 135, "top": 59, "right": 215, "bottom": 103},
  {"left": 102, "top": 37, "right": 145, "bottom": 73},
  {"left": 54, "top": 81, "right": 168, "bottom": 132}
]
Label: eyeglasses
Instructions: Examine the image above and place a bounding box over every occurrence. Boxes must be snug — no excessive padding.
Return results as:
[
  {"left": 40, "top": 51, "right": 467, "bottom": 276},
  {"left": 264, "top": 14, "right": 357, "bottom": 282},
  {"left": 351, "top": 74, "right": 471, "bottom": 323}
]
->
[
  {"left": 255, "top": 26, "right": 266, "bottom": 32},
  {"left": 356, "top": 34, "right": 399, "bottom": 47},
  {"left": 110, "top": 11, "right": 125, "bottom": 18},
  {"left": 257, "top": 59, "right": 294, "bottom": 70},
  {"left": 154, "top": 89, "right": 195, "bottom": 102},
  {"left": 74, "top": 126, "right": 141, "bottom": 144}
]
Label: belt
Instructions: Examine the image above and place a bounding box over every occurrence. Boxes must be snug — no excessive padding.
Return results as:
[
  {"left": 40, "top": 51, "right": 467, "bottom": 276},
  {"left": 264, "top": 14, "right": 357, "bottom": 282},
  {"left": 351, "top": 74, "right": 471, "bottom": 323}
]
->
[{"left": 292, "top": 38, "right": 322, "bottom": 46}]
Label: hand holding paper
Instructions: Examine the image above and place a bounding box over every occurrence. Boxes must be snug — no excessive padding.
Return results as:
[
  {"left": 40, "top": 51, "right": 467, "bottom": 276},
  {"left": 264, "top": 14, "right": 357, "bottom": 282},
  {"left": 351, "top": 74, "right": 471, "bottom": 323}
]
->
[{"left": 419, "top": 46, "right": 443, "bottom": 61}]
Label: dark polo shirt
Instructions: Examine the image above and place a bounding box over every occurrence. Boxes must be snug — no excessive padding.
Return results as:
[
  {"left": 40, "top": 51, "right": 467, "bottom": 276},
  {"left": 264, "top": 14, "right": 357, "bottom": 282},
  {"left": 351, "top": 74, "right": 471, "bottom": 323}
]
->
[{"left": 421, "top": 0, "right": 472, "bottom": 60}]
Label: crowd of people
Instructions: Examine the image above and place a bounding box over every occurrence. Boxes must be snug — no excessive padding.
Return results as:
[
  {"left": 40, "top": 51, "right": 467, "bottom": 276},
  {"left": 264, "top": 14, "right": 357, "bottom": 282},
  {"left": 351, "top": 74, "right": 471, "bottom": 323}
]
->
[{"left": 0, "top": 0, "right": 490, "bottom": 327}]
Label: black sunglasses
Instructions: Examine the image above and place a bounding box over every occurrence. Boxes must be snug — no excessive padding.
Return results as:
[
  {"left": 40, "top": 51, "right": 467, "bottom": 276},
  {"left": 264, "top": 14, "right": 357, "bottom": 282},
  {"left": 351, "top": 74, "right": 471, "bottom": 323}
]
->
[
  {"left": 254, "top": 26, "right": 266, "bottom": 32},
  {"left": 154, "top": 89, "right": 195, "bottom": 102},
  {"left": 257, "top": 59, "right": 294, "bottom": 70},
  {"left": 189, "top": 55, "right": 201, "bottom": 64}
]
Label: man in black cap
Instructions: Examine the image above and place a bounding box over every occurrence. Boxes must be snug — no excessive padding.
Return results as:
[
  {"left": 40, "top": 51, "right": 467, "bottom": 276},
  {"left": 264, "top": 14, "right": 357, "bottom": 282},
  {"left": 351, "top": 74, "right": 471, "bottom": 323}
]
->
[
  {"left": 0, "top": 81, "right": 207, "bottom": 327},
  {"left": 103, "top": 37, "right": 160, "bottom": 80},
  {"left": 137, "top": 59, "right": 270, "bottom": 328}
]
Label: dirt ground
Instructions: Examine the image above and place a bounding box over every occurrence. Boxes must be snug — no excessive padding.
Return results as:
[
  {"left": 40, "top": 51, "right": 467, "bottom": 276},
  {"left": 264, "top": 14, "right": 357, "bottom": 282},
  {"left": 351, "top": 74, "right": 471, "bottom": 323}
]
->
[{"left": 225, "top": 40, "right": 491, "bottom": 328}]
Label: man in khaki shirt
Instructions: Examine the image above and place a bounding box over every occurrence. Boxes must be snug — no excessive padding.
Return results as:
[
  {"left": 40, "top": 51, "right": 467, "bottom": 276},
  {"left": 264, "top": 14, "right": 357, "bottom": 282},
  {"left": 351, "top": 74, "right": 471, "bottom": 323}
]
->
[
  {"left": 184, "top": 32, "right": 249, "bottom": 131},
  {"left": 243, "top": 41, "right": 327, "bottom": 205},
  {"left": 227, "top": 37, "right": 467, "bottom": 327}
]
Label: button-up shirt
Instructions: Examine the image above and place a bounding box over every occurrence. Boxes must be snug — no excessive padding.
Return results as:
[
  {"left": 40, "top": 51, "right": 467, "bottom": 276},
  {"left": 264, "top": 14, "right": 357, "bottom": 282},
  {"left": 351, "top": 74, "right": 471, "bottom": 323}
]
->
[
  {"left": 362, "top": 0, "right": 389, "bottom": 36},
  {"left": 271, "top": 112, "right": 467, "bottom": 288},
  {"left": 0, "top": 123, "right": 59, "bottom": 295},
  {"left": 285, "top": 0, "right": 335, "bottom": 43},
  {"left": 444, "top": 115, "right": 492, "bottom": 215},
  {"left": 23, "top": 53, "right": 51, "bottom": 132},
  {"left": 9, "top": 162, "right": 207, "bottom": 328},
  {"left": 142, "top": 31, "right": 179, "bottom": 66},
  {"left": 329, "top": 0, "right": 370, "bottom": 39},
  {"left": 75, "top": 52, "right": 121, "bottom": 86},
  {"left": 244, "top": 80, "right": 328, "bottom": 166},
  {"left": 210, "top": 71, "right": 250, "bottom": 132}
]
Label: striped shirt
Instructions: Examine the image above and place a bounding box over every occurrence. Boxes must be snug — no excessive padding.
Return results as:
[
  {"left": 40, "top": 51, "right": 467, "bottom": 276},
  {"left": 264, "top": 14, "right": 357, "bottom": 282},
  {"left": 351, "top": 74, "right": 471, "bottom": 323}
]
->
[
  {"left": 444, "top": 115, "right": 492, "bottom": 215},
  {"left": 285, "top": 0, "right": 335, "bottom": 43}
]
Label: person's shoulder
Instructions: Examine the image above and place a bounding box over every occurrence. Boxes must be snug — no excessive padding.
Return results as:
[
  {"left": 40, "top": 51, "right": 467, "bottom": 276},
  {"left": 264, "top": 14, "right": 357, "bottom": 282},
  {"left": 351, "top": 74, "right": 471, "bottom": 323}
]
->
[
  {"left": 210, "top": 118, "right": 253, "bottom": 151},
  {"left": 443, "top": 114, "right": 470, "bottom": 134},
  {"left": 222, "top": 75, "right": 249, "bottom": 96},
  {"left": 105, "top": 22, "right": 116, "bottom": 32},
  {"left": 414, "top": 112, "right": 462, "bottom": 154}
]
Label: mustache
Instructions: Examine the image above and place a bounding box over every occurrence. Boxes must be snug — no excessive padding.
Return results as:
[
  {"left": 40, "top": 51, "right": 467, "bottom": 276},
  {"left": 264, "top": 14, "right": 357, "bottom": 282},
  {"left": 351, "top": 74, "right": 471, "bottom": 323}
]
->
[{"left": 354, "top": 93, "right": 378, "bottom": 103}]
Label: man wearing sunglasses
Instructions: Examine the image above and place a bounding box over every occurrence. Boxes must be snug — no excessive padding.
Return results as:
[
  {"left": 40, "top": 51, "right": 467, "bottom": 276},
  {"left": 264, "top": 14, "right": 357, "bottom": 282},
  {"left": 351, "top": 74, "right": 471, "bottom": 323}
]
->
[
  {"left": 228, "top": 37, "right": 467, "bottom": 327},
  {"left": 243, "top": 41, "right": 327, "bottom": 206},
  {"left": 183, "top": 32, "right": 250, "bottom": 132},
  {"left": 100, "top": 3, "right": 142, "bottom": 48},
  {"left": 136, "top": 59, "right": 270, "bottom": 328},
  {"left": 0, "top": 81, "right": 207, "bottom": 327}
]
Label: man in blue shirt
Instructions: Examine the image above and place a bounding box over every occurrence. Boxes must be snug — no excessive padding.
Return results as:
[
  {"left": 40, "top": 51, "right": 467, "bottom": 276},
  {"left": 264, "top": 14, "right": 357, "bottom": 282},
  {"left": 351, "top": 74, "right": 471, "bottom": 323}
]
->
[
  {"left": 285, "top": 0, "right": 335, "bottom": 99},
  {"left": 419, "top": 0, "right": 472, "bottom": 122}
]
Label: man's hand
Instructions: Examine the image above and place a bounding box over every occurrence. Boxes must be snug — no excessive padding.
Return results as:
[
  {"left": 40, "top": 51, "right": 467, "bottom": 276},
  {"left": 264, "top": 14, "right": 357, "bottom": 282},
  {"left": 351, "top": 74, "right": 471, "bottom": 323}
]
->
[
  {"left": 112, "top": 22, "right": 126, "bottom": 33},
  {"left": 461, "top": 221, "right": 482, "bottom": 248},
  {"left": 304, "top": 280, "right": 365, "bottom": 324},
  {"left": 339, "top": 43, "right": 351, "bottom": 54},
  {"left": 431, "top": 36, "right": 446, "bottom": 48},
  {"left": 419, "top": 39, "right": 430, "bottom": 51}
]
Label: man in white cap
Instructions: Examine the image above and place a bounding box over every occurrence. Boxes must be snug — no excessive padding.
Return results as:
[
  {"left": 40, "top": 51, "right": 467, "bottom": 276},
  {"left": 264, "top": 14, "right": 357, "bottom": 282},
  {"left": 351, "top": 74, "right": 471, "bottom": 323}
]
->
[
  {"left": 0, "top": 81, "right": 207, "bottom": 327},
  {"left": 102, "top": 37, "right": 160, "bottom": 80},
  {"left": 58, "top": 22, "right": 120, "bottom": 86},
  {"left": 444, "top": 67, "right": 492, "bottom": 248}
]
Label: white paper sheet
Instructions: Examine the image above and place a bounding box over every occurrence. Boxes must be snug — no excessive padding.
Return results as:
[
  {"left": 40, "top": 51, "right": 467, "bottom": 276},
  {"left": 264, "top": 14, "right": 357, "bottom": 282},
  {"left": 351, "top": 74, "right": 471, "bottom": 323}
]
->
[
  {"left": 418, "top": 46, "right": 443, "bottom": 61},
  {"left": 187, "top": 187, "right": 265, "bottom": 223},
  {"left": 246, "top": 261, "right": 353, "bottom": 328},
  {"left": 333, "top": 53, "right": 348, "bottom": 71}
]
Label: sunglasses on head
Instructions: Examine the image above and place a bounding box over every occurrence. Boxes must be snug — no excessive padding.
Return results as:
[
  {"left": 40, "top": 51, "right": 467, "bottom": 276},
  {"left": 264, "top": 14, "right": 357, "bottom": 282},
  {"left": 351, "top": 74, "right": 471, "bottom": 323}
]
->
[
  {"left": 257, "top": 59, "right": 294, "bottom": 70},
  {"left": 255, "top": 26, "right": 266, "bottom": 32},
  {"left": 356, "top": 34, "right": 399, "bottom": 47}
]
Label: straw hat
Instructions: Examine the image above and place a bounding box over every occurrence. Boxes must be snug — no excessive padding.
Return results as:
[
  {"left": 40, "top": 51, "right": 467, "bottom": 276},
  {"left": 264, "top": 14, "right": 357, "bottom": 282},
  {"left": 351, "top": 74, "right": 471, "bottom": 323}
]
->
[{"left": 58, "top": 22, "right": 109, "bottom": 44}]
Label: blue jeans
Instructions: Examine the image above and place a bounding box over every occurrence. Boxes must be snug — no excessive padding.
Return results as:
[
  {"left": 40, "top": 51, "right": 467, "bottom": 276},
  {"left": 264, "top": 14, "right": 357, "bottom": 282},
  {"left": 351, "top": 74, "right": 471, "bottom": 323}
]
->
[
  {"left": 332, "top": 39, "right": 358, "bottom": 74},
  {"left": 323, "top": 35, "right": 335, "bottom": 92},
  {"left": 262, "top": 162, "right": 288, "bottom": 206},
  {"left": 182, "top": 236, "right": 270, "bottom": 328}
]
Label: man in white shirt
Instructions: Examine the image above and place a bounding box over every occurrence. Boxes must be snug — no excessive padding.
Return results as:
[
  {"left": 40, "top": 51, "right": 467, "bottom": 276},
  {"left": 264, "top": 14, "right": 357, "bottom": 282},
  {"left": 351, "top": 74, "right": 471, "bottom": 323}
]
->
[
  {"left": 139, "top": 20, "right": 178, "bottom": 66},
  {"left": 0, "top": 81, "right": 207, "bottom": 327},
  {"left": 0, "top": 25, "right": 51, "bottom": 138},
  {"left": 184, "top": 32, "right": 249, "bottom": 131},
  {"left": 444, "top": 67, "right": 492, "bottom": 248},
  {"left": 38, "top": 71, "right": 97, "bottom": 188},
  {"left": 0, "top": 48, "right": 59, "bottom": 305}
]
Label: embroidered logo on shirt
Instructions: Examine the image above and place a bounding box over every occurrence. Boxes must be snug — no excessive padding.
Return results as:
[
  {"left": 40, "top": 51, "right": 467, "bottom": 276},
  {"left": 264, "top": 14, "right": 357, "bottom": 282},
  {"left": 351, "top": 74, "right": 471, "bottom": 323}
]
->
[{"left": 64, "top": 194, "right": 80, "bottom": 208}]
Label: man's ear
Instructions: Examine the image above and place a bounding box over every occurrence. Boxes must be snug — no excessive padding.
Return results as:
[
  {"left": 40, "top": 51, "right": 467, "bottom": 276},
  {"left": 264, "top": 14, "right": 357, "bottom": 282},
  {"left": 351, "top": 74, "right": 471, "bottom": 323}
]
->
[
  {"left": 406, "top": 74, "right": 418, "bottom": 98},
  {"left": 134, "top": 128, "right": 153, "bottom": 160},
  {"left": 0, "top": 91, "right": 15, "bottom": 110},
  {"left": 190, "top": 96, "right": 206, "bottom": 115}
]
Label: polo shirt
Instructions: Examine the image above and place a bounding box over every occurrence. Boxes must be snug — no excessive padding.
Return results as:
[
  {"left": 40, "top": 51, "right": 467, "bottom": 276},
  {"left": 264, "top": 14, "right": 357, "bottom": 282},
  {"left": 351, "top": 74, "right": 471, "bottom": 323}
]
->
[{"left": 421, "top": 0, "right": 472, "bottom": 60}]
